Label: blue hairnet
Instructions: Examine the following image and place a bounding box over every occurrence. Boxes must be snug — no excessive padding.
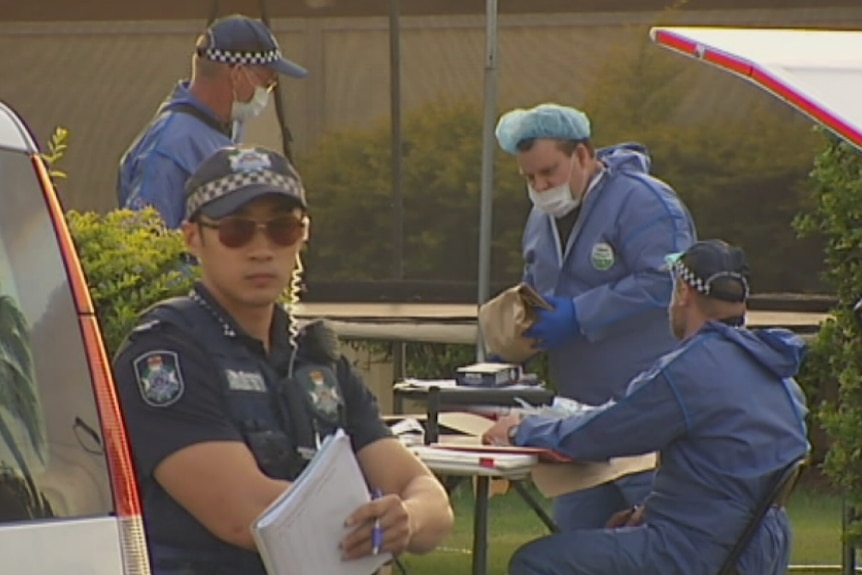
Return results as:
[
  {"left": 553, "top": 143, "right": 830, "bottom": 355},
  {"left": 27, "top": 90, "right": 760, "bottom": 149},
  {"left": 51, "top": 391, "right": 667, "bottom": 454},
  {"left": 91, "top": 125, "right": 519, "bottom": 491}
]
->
[{"left": 495, "top": 103, "right": 591, "bottom": 155}]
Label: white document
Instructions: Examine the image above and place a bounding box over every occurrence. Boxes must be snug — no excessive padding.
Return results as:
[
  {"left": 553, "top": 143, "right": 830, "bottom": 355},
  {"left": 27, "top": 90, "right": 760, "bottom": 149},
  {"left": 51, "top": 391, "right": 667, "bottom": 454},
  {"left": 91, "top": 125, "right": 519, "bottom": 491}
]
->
[
  {"left": 397, "top": 378, "right": 459, "bottom": 388},
  {"left": 410, "top": 445, "right": 538, "bottom": 472},
  {"left": 251, "top": 429, "right": 392, "bottom": 575},
  {"left": 396, "top": 379, "right": 542, "bottom": 392}
]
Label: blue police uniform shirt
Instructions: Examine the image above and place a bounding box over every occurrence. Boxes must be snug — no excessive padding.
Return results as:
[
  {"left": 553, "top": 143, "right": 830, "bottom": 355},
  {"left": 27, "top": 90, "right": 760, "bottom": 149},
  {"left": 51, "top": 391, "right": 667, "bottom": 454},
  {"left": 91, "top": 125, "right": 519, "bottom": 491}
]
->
[
  {"left": 511, "top": 321, "right": 809, "bottom": 575},
  {"left": 117, "top": 81, "right": 235, "bottom": 228},
  {"left": 112, "top": 283, "right": 391, "bottom": 573},
  {"left": 522, "top": 143, "right": 697, "bottom": 404}
]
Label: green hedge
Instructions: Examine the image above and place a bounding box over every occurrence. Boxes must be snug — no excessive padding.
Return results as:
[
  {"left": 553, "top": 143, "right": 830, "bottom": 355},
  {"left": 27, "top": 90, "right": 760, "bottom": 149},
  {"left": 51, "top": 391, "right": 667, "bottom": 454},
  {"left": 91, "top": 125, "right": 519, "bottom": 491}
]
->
[
  {"left": 66, "top": 208, "right": 196, "bottom": 358},
  {"left": 299, "top": 42, "right": 824, "bottom": 293},
  {"left": 795, "top": 135, "right": 862, "bottom": 540}
]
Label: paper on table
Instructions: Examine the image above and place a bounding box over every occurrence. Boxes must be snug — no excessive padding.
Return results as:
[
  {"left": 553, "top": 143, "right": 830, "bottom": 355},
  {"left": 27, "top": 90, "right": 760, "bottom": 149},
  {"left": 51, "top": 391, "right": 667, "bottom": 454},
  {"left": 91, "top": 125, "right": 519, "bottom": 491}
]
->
[
  {"left": 432, "top": 441, "right": 573, "bottom": 464},
  {"left": 530, "top": 452, "right": 658, "bottom": 497},
  {"left": 383, "top": 412, "right": 496, "bottom": 441},
  {"left": 396, "top": 378, "right": 543, "bottom": 391},
  {"left": 397, "top": 378, "right": 459, "bottom": 388},
  {"left": 251, "top": 429, "right": 391, "bottom": 575},
  {"left": 411, "top": 445, "right": 538, "bottom": 471}
]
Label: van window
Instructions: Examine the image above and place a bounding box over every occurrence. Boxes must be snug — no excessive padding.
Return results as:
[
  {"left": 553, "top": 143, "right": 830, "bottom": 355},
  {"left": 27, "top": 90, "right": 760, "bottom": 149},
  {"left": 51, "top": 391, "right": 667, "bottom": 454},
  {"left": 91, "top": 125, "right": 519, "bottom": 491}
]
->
[{"left": 0, "top": 147, "right": 112, "bottom": 522}]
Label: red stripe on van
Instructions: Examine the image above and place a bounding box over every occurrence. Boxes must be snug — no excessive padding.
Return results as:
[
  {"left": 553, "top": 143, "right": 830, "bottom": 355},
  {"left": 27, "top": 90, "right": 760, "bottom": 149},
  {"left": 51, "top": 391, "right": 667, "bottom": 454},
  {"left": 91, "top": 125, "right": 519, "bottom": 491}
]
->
[{"left": 32, "top": 155, "right": 143, "bottom": 518}]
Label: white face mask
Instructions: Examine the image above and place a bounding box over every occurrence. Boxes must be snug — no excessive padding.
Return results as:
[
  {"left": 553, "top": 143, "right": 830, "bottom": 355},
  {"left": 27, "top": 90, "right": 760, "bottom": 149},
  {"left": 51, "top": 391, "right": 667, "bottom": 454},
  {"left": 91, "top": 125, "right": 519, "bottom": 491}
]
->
[
  {"left": 231, "top": 85, "right": 270, "bottom": 122},
  {"left": 527, "top": 158, "right": 579, "bottom": 218}
]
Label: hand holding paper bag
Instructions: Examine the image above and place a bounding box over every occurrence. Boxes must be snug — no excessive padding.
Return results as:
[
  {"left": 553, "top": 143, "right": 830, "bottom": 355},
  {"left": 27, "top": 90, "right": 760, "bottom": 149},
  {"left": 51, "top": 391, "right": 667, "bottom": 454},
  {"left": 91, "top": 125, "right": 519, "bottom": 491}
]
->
[
  {"left": 523, "top": 295, "right": 579, "bottom": 350},
  {"left": 478, "top": 283, "right": 553, "bottom": 363}
]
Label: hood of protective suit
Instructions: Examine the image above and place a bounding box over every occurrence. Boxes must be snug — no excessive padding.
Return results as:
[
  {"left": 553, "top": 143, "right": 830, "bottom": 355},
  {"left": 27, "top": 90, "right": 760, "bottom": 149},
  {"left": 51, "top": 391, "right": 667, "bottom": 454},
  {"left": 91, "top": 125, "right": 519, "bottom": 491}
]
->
[
  {"left": 597, "top": 142, "right": 653, "bottom": 175},
  {"left": 705, "top": 321, "right": 806, "bottom": 379},
  {"left": 158, "top": 81, "right": 218, "bottom": 117}
]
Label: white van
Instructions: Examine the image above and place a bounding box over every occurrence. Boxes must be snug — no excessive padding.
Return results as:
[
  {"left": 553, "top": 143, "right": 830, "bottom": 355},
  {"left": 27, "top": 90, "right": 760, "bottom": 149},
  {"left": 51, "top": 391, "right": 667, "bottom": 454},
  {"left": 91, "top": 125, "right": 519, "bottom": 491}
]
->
[{"left": 0, "top": 101, "right": 150, "bottom": 574}]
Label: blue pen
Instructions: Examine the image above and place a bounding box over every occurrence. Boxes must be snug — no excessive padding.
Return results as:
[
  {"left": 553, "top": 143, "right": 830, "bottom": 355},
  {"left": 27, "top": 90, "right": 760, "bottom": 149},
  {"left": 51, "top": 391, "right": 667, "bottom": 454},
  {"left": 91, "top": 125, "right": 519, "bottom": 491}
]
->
[{"left": 371, "top": 488, "right": 384, "bottom": 556}]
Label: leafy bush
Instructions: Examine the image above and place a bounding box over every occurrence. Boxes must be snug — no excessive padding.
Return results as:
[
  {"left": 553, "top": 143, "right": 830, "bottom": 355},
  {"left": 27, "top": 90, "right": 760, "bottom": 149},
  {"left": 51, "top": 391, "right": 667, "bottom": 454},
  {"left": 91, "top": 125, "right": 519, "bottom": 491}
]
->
[
  {"left": 66, "top": 208, "right": 196, "bottom": 357},
  {"left": 795, "top": 135, "right": 862, "bottom": 540},
  {"left": 39, "top": 127, "right": 69, "bottom": 182},
  {"left": 300, "top": 99, "right": 528, "bottom": 283},
  {"left": 39, "top": 127, "right": 195, "bottom": 357}
]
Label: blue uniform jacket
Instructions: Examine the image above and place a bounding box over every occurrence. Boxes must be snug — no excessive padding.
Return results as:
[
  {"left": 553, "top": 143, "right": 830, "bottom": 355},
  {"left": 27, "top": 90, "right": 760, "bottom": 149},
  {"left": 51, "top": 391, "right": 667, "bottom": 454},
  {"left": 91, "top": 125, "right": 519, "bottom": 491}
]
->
[
  {"left": 523, "top": 143, "right": 696, "bottom": 403},
  {"left": 117, "top": 81, "right": 234, "bottom": 228},
  {"left": 515, "top": 322, "right": 810, "bottom": 575}
]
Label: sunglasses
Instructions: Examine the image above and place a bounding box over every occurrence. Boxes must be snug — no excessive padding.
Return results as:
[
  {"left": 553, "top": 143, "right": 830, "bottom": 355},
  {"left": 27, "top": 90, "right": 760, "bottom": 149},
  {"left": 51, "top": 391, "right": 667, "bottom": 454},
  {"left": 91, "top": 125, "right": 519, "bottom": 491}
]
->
[{"left": 198, "top": 215, "right": 307, "bottom": 249}]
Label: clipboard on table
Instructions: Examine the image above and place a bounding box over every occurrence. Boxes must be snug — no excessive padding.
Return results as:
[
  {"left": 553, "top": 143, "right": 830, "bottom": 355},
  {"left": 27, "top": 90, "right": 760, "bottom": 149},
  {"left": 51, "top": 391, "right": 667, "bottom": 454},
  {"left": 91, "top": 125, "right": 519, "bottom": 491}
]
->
[
  {"left": 410, "top": 445, "right": 538, "bottom": 473},
  {"left": 431, "top": 443, "right": 573, "bottom": 464}
]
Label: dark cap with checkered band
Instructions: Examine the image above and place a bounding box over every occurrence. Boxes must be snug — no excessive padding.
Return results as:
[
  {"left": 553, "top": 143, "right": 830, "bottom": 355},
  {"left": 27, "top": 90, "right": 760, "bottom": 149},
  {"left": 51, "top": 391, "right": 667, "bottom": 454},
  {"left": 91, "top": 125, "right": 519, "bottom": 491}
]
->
[
  {"left": 184, "top": 145, "right": 307, "bottom": 220},
  {"left": 664, "top": 240, "right": 750, "bottom": 303},
  {"left": 197, "top": 14, "right": 307, "bottom": 78}
]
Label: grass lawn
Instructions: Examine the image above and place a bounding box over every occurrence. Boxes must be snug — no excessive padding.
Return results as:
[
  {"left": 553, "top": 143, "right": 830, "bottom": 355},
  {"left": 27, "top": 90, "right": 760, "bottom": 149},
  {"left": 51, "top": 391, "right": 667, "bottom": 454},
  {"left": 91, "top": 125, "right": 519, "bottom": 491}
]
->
[{"left": 395, "top": 480, "right": 846, "bottom": 575}]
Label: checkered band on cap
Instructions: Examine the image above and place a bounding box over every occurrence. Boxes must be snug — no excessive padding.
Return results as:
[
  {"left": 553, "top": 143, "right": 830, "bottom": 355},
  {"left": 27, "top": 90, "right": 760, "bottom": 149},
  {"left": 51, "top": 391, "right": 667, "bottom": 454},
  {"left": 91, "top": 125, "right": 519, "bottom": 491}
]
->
[
  {"left": 671, "top": 259, "right": 750, "bottom": 300},
  {"left": 186, "top": 169, "right": 304, "bottom": 216},
  {"left": 199, "top": 46, "right": 282, "bottom": 66},
  {"left": 672, "top": 260, "right": 708, "bottom": 295}
]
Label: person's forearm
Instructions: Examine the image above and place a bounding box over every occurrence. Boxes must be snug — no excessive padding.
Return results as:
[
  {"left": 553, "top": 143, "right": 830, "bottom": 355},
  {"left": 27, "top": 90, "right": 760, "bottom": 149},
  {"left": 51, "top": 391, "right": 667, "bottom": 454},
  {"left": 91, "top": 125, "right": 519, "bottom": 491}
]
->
[{"left": 400, "top": 475, "right": 454, "bottom": 554}]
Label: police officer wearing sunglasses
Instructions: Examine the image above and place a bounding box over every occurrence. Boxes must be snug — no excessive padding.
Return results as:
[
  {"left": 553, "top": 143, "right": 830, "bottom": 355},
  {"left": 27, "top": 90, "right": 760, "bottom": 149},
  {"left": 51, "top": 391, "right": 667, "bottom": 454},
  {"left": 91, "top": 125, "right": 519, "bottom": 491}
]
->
[{"left": 112, "top": 145, "right": 454, "bottom": 575}]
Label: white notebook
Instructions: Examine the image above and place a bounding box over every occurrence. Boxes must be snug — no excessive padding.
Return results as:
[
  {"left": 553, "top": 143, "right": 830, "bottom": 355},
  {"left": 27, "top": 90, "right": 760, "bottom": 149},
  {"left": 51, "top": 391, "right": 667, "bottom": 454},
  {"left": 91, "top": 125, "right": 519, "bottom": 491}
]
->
[
  {"left": 251, "top": 429, "right": 392, "bottom": 575},
  {"left": 410, "top": 445, "right": 538, "bottom": 471}
]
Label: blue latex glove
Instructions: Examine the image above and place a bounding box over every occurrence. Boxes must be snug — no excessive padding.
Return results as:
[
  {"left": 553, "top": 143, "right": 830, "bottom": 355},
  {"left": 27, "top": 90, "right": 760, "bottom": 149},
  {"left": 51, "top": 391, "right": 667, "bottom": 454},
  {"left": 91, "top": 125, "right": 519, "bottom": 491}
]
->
[{"left": 523, "top": 295, "right": 579, "bottom": 350}]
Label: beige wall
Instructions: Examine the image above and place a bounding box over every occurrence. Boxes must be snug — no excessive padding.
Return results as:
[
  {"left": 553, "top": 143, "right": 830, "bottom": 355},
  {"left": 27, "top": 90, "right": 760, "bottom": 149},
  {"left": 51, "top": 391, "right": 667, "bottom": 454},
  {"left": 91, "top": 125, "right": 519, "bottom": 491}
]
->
[
  {"left": 0, "top": 7, "right": 860, "bottom": 213},
  {"left": 341, "top": 342, "right": 396, "bottom": 414}
]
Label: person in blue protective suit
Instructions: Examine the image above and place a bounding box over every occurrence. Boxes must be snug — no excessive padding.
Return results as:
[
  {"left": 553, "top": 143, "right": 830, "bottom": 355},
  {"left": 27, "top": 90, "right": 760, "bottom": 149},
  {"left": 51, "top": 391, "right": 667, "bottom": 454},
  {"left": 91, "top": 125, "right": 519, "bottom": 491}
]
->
[
  {"left": 112, "top": 145, "right": 454, "bottom": 575},
  {"left": 117, "top": 14, "right": 307, "bottom": 228},
  {"left": 494, "top": 102, "right": 697, "bottom": 530},
  {"left": 483, "top": 239, "right": 810, "bottom": 575}
]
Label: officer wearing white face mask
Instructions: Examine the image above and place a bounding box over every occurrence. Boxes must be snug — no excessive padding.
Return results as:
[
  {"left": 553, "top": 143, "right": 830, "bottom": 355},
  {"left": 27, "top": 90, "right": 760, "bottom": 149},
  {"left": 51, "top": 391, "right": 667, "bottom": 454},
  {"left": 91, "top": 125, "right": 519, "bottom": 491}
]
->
[
  {"left": 494, "top": 103, "right": 697, "bottom": 532},
  {"left": 117, "top": 14, "right": 307, "bottom": 229}
]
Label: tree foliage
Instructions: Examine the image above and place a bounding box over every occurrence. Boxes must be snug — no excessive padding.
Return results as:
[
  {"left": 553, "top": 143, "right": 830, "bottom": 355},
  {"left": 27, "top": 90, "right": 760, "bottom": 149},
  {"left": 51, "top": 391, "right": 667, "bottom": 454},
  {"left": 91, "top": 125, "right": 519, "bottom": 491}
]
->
[
  {"left": 39, "top": 126, "right": 69, "bottom": 182},
  {"left": 66, "top": 208, "right": 196, "bottom": 357},
  {"left": 300, "top": 36, "right": 825, "bottom": 293},
  {"left": 795, "top": 136, "right": 862, "bottom": 540},
  {"left": 300, "top": 99, "right": 527, "bottom": 283}
]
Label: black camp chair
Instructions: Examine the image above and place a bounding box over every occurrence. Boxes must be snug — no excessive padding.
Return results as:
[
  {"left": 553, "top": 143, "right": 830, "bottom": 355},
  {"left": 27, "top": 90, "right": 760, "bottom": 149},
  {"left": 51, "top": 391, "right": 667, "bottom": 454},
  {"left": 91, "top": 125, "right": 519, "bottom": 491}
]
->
[{"left": 716, "top": 457, "right": 808, "bottom": 575}]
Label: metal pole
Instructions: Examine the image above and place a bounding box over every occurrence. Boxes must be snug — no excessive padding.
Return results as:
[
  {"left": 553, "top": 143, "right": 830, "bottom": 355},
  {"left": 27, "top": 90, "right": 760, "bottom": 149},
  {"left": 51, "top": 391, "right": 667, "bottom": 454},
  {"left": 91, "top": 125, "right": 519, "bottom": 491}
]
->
[
  {"left": 389, "top": 0, "right": 408, "bottom": 382},
  {"left": 843, "top": 498, "right": 857, "bottom": 575},
  {"left": 476, "top": 0, "right": 498, "bottom": 362},
  {"left": 206, "top": 0, "right": 221, "bottom": 25},
  {"left": 389, "top": 0, "right": 404, "bottom": 281},
  {"left": 259, "top": 0, "right": 295, "bottom": 162}
]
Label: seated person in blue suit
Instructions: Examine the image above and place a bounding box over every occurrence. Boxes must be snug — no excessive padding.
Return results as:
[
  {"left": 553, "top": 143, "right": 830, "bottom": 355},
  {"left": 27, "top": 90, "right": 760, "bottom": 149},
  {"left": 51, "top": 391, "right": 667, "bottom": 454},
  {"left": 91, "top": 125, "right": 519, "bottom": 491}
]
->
[{"left": 484, "top": 239, "right": 809, "bottom": 575}]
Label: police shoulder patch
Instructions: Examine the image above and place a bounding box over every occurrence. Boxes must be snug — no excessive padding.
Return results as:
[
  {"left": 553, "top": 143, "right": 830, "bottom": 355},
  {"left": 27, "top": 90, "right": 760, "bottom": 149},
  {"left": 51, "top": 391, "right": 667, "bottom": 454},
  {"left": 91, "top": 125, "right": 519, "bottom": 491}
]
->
[
  {"left": 296, "top": 365, "right": 342, "bottom": 419},
  {"left": 133, "top": 350, "right": 185, "bottom": 407}
]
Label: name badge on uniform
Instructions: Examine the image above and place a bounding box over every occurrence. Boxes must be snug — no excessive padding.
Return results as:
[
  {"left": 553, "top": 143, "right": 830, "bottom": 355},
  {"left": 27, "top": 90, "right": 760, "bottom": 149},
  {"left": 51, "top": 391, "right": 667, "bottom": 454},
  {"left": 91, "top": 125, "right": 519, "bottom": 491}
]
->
[
  {"left": 225, "top": 369, "right": 267, "bottom": 392},
  {"left": 295, "top": 365, "right": 343, "bottom": 420}
]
